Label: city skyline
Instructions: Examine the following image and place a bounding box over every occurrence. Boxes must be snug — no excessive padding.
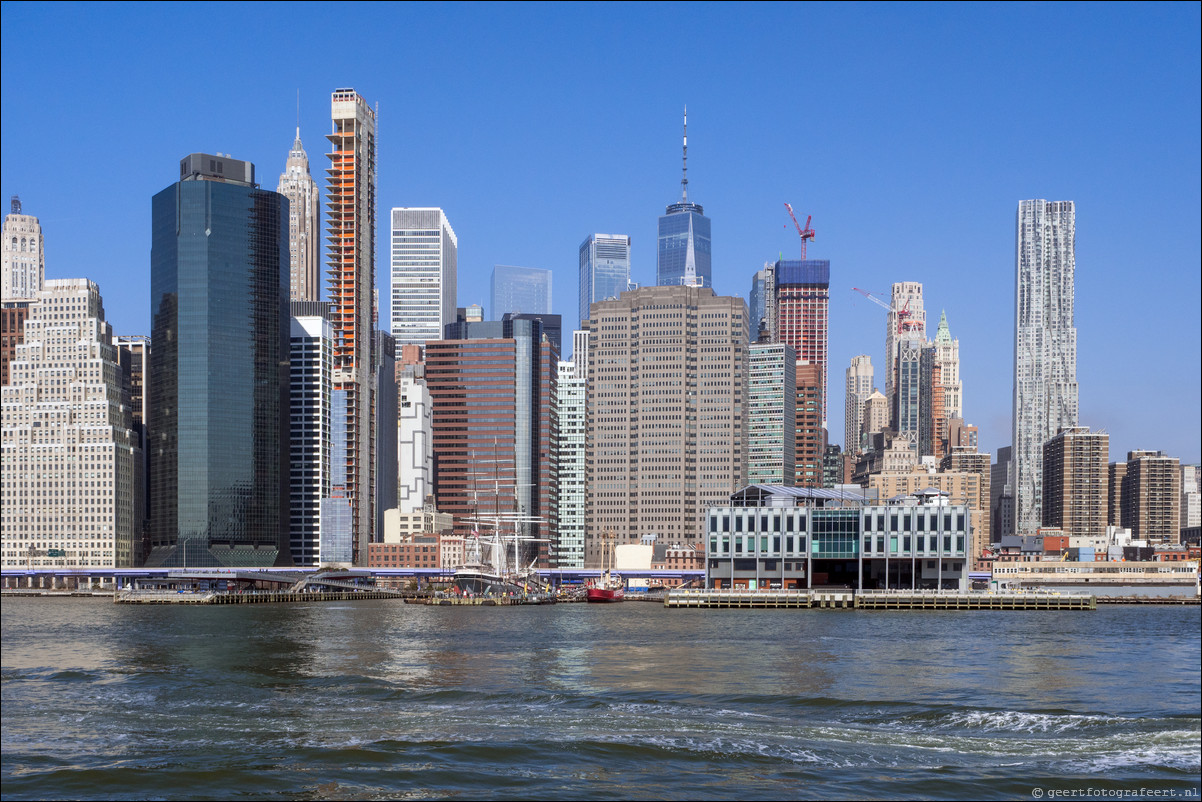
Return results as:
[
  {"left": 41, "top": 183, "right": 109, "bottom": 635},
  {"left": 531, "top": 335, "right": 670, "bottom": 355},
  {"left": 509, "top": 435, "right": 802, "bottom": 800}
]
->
[{"left": 1, "top": 3, "right": 1199, "bottom": 463}]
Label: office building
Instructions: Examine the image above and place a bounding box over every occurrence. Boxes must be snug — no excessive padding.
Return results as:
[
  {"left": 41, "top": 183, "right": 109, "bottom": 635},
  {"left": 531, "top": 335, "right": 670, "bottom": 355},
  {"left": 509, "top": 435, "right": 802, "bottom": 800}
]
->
[
  {"left": 491, "top": 265, "right": 552, "bottom": 317},
  {"left": 146, "top": 153, "right": 290, "bottom": 568},
  {"left": 747, "top": 343, "right": 796, "bottom": 485},
  {"left": 327, "top": 88, "right": 378, "bottom": 563},
  {"left": 277, "top": 130, "right": 322, "bottom": 302},
  {"left": 579, "top": 234, "right": 631, "bottom": 328},
  {"left": 773, "top": 259, "right": 830, "bottom": 425},
  {"left": 844, "top": 355, "right": 873, "bottom": 455},
  {"left": 2, "top": 301, "right": 31, "bottom": 387},
  {"left": 861, "top": 390, "right": 888, "bottom": 448},
  {"left": 1, "top": 197, "right": 44, "bottom": 302},
  {"left": 1181, "top": 465, "right": 1201, "bottom": 530},
  {"left": 508, "top": 312, "right": 562, "bottom": 354},
  {"left": 895, "top": 337, "right": 924, "bottom": 447},
  {"left": 918, "top": 344, "right": 945, "bottom": 459},
  {"left": 991, "top": 446, "right": 1014, "bottom": 541},
  {"left": 427, "top": 315, "right": 559, "bottom": 561},
  {"left": 941, "top": 446, "right": 992, "bottom": 567},
  {"left": 885, "top": 282, "right": 925, "bottom": 422},
  {"left": 555, "top": 356, "right": 587, "bottom": 568},
  {"left": 375, "top": 330, "right": 398, "bottom": 544},
  {"left": 288, "top": 302, "right": 333, "bottom": 567},
  {"left": 397, "top": 363, "right": 433, "bottom": 514},
  {"left": 115, "top": 335, "right": 151, "bottom": 562},
  {"left": 391, "top": 207, "right": 457, "bottom": 347},
  {"left": 932, "top": 311, "right": 961, "bottom": 422},
  {"left": 705, "top": 486, "right": 970, "bottom": 591},
  {"left": 2, "top": 279, "right": 140, "bottom": 569},
  {"left": 1122, "top": 450, "right": 1181, "bottom": 544},
  {"left": 795, "top": 361, "right": 824, "bottom": 488},
  {"left": 1041, "top": 426, "right": 1107, "bottom": 542},
  {"left": 748, "top": 263, "right": 774, "bottom": 341},
  {"left": 586, "top": 286, "right": 746, "bottom": 564},
  {"left": 1013, "top": 200, "right": 1079, "bottom": 535},
  {"left": 867, "top": 466, "right": 984, "bottom": 574},
  {"left": 656, "top": 108, "right": 711, "bottom": 289}
]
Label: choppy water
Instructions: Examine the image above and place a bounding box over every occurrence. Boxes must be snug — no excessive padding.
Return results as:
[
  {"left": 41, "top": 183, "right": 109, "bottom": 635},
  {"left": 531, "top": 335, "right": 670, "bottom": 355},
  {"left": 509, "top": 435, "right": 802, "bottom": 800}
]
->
[{"left": 2, "top": 598, "right": 1199, "bottom": 800}]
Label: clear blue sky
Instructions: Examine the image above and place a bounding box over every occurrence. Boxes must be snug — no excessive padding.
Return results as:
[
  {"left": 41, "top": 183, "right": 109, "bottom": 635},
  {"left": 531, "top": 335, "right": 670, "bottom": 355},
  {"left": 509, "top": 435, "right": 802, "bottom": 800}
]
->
[{"left": 3, "top": 2, "right": 1199, "bottom": 463}]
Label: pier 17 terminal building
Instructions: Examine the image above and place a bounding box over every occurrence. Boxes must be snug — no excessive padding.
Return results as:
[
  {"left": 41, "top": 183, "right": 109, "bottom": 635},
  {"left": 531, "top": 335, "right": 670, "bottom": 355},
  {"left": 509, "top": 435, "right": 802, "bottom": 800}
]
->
[{"left": 705, "top": 485, "right": 970, "bottom": 591}]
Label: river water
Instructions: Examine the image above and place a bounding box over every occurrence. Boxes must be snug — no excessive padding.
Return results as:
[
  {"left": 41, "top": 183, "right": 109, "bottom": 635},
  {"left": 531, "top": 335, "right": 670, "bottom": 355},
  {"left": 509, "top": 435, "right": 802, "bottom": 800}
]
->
[{"left": 2, "top": 598, "right": 1199, "bottom": 800}]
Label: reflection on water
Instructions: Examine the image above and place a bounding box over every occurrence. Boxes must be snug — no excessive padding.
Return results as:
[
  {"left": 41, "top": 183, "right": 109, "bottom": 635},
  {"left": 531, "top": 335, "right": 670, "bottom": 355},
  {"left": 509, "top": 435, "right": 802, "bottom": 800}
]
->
[{"left": 2, "top": 598, "right": 1198, "bottom": 801}]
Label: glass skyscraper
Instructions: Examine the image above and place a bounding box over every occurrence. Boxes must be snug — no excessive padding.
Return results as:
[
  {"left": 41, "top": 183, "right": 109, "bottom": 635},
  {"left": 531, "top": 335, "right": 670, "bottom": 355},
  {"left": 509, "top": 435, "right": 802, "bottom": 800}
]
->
[
  {"left": 656, "top": 107, "right": 711, "bottom": 288},
  {"left": 147, "top": 153, "right": 290, "bottom": 568},
  {"left": 491, "top": 265, "right": 552, "bottom": 317},
  {"left": 578, "top": 233, "right": 631, "bottom": 327},
  {"left": 390, "top": 207, "right": 457, "bottom": 347}
]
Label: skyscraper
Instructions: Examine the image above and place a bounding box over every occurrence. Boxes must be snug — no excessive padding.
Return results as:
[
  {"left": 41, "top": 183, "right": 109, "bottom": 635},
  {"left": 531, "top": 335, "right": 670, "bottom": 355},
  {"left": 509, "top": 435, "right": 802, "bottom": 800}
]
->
[
  {"left": 327, "top": 88, "right": 377, "bottom": 563},
  {"left": 1, "top": 279, "right": 141, "bottom": 569},
  {"left": 773, "top": 259, "right": 830, "bottom": 426},
  {"left": 1042, "top": 426, "right": 1108, "bottom": 540},
  {"left": 748, "top": 263, "right": 774, "bottom": 342},
  {"left": 427, "top": 316, "right": 558, "bottom": 561},
  {"left": 1121, "top": 450, "right": 1181, "bottom": 545},
  {"left": 747, "top": 343, "right": 796, "bottom": 485},
  {"left": 844, "top": 355, "right": 873, "bottom": 455},
  {"left": 147, "top": 153, "right": 290, "bottom": 568},
  {"left": 586, "top": 286, "right": 746, "bottom": 563},
  {"left": 491, "top": 265, "right": 552, "bottom": 317},
  {"left": 885, "top": 282, "right": 925, "bottom": 425},
  {"left": 555, "top": 354, "right": 587, "bottom": 568},
  {"left": 656, "top": 108, "right": 711, "bottom": 289},
  {"left": 397, "top": 363, "right": 433, "bottom": 514},
  {"left": 277, "top": 130, "right": 321, "bottom": 302},
  {"left": 1013, "top": 200, "right": 1078, "bottom": 535},
  {"left": 579, "top": 234, "right": 631, "bottom": 327},
  {"left": 288, "top": 302, "right": 333, "bottom": 568},
  {"left": 391, "top": 207, "right": 457, "bottom": 347},
  {"left": 1, "top": 196, "right": 44, "bottom": 302}
]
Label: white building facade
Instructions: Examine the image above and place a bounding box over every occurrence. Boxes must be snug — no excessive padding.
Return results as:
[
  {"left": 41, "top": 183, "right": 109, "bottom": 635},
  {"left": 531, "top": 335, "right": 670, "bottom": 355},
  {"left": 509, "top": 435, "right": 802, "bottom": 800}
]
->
[
  {"left": 1, "top": 197, "right": 44, "bottom": 302},
  {"left": 844, "top": 354, "right": 873, "bottom": 455},
  {"left": 1013, "top": 200, "right": 1078, "bottom": 535},
  {"left": 289, "top": 303, "right": 333, "bottom": 567},
  {"left": 555, "top": 357, "right": 587, "bottom": 568},
  {"left": 748, "top": 343, "right": 796, "bottom": 485},
  {"left": 397, "top": 366, "right": 433, "bottom": 514},
  {"left": 1, "top": 279, "right": 140, "bottom": 569},
  {"left": 277, "top": 131, "right": 322, "bottom": 302},
  {"left": 390, "top": 207, "right": 458, "bottom": 347}
]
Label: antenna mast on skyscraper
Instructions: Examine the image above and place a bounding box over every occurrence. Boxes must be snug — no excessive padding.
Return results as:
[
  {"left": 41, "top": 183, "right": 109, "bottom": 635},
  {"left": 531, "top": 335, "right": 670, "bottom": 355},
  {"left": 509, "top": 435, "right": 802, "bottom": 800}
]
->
[{"left": 681, "top": 105, "right": 689, "bottom": 202}]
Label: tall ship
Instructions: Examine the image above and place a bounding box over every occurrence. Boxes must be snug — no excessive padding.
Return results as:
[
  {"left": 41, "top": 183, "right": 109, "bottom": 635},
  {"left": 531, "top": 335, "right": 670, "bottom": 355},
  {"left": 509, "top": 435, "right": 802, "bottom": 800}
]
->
[
  {"left": 587, "top": 530, "right": 625, "bottom": 603},
  {"left": 451, "top": 518, "right": 551, "bottom": 600}
]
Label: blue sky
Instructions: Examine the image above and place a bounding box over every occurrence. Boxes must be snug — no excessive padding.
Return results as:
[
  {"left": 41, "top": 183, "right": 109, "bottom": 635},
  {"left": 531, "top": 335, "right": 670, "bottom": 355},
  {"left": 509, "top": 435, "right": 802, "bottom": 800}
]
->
[{"left": 2, "top": 2, "right": 1199, "bottom": 463}]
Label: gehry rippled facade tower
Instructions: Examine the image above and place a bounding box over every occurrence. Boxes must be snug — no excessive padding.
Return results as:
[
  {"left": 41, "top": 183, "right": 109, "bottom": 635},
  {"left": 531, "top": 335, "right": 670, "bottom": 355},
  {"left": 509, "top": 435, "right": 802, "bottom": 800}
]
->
[
  {"left": 326, "top": 88, "right": 377, "bottom": 563},
  {"left": 1012, "top": 200, "right": 1078, "bottom": 536}
]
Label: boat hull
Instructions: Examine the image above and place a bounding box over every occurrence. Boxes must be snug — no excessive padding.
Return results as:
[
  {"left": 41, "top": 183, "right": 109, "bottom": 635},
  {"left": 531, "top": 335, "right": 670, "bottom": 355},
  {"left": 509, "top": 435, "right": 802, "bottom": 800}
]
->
[{"left": 586, "top": 587, "right": 625, "bottom": 603}]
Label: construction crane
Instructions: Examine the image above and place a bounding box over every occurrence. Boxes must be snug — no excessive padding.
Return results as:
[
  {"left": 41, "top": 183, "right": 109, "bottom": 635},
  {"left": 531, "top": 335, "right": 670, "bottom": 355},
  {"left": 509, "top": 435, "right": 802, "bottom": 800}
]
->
[
  {"left": 784, "top": 202, "right": 815, "bottom": 260},
  {"left": 852, "top": 286, "right": 921, "bottom": 335}
]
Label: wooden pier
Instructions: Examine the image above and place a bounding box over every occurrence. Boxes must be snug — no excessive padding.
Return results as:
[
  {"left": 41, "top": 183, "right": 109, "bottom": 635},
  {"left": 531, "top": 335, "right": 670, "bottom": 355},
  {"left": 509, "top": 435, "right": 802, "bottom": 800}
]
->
[
  {"left": 664, "top": 589, "right": 1099, "bottom": 610},
  {"left": 114, "top": 589, "right": 405, "bottom": 605}
]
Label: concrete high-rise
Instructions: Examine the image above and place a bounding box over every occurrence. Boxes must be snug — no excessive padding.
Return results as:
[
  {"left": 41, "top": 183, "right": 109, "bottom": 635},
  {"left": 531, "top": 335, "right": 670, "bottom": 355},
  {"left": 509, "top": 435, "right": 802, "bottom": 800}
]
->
[
  {"left": 885, "top": 282, "right": 925, "bottom": 421},
  {"left": 795, "top": 361, "right": 824, "bottom": 487},
  {"left": 278, "top": 131, "right": 321, "bottom": 302},
  {"left": 773, "top": 259, "right": 830, "bottom": 426},
  {"left": 1, "top": 197, "right": 44, "bottom": 302},
  {"left": 147, "top": 153, "right": 290, "bottom": 568},
  {"left": 747, "top": 343, "right": 796, "bottom": 485},
  {"left": 491, "top": 265, "right": 552, "bottom": 317},
  {"left": 586, "top": 286, "right": 746, "bottom": 563},
  {"left": 1013, "top": 200, "right": 1078, "bottom": 535},
  {"left": 1, "top": 280, "right": 141, "bottom": 569},
  {"left": 1121, "top": 450, "right": 1181, "bottom": 544},
  {"left": 991, "top": 446, "right": 1014, "bottom": 542},
  {"left": 844, "top": 355, "right": 873, "bottom": 455},
  {"left": 579, "top": 234, "right": 631, "bottom": 328},
  {"left": 391, "top": 208, "right": 457, "bottom": 347},
  {"left": 555, "top": 354, "right": 587, "bottom": 568},
  {"left": 941, "top": 447, "right": 992, "bottom": 568},
  {"left": 861, "top": 390, "right": 888, "bottom": 447},
  {"left": 1181, "top": 465, "right": 1201, "bottom": 530},
  {"left": 656, "top": 108, "right": 711, "bottom": 289},
  {"left": 288, "top": 302, "right": 333, "bottom": 567},
  {"left": 397, "top": 363, "right": 433, "bottom": 514},
  {"left": 327, "top": 88, "right": 377, "bottom": 563},
  {"left": 1041, "top": 426, "right": 1107, "bottom": 541}
]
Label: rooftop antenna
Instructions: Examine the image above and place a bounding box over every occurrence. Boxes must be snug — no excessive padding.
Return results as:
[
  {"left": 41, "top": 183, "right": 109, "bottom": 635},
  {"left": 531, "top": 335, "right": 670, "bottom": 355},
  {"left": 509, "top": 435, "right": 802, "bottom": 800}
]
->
[{"left": 680, "top": 105, "right": 689, "bottom": 202}]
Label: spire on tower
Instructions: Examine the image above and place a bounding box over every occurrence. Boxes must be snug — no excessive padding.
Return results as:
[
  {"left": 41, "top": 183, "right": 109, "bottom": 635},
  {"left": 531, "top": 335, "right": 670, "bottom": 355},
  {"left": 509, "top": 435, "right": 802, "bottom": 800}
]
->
[{"left": 681, "top": 105, "right": 689, "bottom": 203}]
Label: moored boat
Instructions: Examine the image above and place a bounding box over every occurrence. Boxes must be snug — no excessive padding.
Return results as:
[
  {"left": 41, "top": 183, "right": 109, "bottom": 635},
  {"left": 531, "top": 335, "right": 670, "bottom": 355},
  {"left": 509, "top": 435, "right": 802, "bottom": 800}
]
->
[{"left": 587, "top": 529, "right": 625, "bottom": 603}]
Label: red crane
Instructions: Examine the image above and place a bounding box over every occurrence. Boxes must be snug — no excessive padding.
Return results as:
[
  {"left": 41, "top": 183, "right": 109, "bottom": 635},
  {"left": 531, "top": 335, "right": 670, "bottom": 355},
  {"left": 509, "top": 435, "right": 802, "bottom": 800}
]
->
[
  {"left": 784, "top": 202, "right": 815, "bottom": 260},
  {"left": 852, "top": 287, "right": 919, "bottom": 335}
]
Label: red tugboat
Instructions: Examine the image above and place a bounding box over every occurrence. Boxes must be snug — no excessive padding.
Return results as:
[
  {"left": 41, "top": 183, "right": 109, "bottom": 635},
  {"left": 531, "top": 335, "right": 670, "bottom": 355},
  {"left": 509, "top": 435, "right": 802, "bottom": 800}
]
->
[{"left": 586, "top": 530, "right": 625, "bottom": 603}]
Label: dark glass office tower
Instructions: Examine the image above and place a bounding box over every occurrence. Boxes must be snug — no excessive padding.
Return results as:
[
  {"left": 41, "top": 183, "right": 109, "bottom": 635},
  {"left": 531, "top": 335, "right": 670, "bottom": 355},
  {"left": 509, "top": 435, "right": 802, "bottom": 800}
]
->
[
  {"left": 146, "top": 153, "right": 291, "bottom": 568},
  {"left": 656, "top": 107, "right": 711, "bottom": 288}
]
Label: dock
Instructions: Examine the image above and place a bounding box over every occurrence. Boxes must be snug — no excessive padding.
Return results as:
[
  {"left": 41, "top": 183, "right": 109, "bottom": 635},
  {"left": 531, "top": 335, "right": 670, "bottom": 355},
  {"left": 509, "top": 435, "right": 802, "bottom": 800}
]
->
[
  {"left": 114, "top": 589, "right": 405, "bottom": 605},
  {"left": 664, "top": 588, "right": 1101, "bottom": 610}
]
